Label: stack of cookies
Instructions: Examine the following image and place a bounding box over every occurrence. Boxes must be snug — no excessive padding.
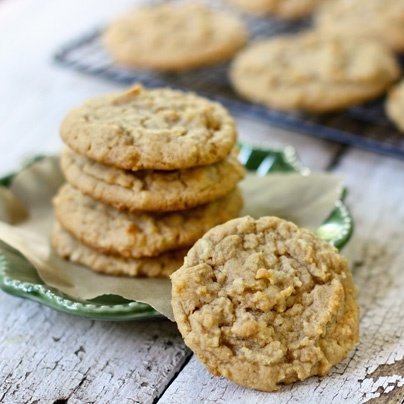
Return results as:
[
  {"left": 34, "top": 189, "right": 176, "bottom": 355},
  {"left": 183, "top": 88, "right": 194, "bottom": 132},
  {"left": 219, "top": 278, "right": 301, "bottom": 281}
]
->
[{"left": 52, "top": 85, "right": 245, "bottom": 278}]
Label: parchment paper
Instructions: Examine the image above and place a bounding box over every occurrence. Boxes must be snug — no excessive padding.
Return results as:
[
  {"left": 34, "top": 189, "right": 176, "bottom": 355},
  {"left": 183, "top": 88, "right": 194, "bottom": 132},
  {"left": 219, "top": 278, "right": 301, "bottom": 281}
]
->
[{"left": 0, "top": 157, "right": 343, "bottom": 320}]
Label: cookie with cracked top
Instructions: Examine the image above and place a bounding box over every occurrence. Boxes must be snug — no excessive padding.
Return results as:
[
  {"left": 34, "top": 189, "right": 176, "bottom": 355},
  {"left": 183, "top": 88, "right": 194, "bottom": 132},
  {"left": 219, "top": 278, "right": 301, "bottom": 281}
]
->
[
  {"left": 171, "top": 215, "right": 359, "bottom": 391},
  {"left": 60, "top": 85, "right": 238, "bottom": 171}
]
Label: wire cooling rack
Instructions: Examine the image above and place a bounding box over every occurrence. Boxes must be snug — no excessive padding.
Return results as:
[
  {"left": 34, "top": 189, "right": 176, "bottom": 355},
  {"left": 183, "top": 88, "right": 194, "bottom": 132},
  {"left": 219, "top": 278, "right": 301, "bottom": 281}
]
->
[{"left": 53, "top": 13, "right": 404, "bottom": 160}]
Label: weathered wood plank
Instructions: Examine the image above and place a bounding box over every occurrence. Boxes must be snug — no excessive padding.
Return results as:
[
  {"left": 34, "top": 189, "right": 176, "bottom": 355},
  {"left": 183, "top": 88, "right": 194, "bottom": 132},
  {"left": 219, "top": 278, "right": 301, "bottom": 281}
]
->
[
  {"left": 158, "top": 149, "right": 404, "bottom": 404},
  {"left": 0, "top": 292, "right": 190, "bottom": 404}
]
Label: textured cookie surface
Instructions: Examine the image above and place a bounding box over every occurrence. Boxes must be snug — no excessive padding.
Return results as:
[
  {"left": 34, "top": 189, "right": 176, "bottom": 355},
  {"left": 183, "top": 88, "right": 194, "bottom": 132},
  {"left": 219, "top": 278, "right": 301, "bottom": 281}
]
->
[
  {"left": 315, "top": 0, "right": 404, "bottom": 52},
  {"left": 53, "top": 184, "right": 243, "bottom": 258},
  {"left": 104, "top": 3, "right": 247, "bottom": 71},
  {"left": 230, "top": 32, "right": 400, "bottom": 113},
  {"left": 171, "top": 216, "right": 359, "bottom": 391},
  {"left": 52, "top": 224, "right": 186, "bottom": 278},
  {"left": 61, "top": 148, "right": 245, "bottom": 212},
  {"left": 228, "top": 0, "right": 321, "bottom": 19},
  {"left": 61, "top": 85, "right": 237, "bottom": 170},
  {"left": 386, "top": 80, "right": 404, "bottom": 132}
]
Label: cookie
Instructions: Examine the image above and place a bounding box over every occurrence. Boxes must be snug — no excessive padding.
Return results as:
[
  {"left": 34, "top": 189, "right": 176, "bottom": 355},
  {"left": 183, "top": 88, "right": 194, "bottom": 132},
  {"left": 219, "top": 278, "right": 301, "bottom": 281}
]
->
[
  {"left": 52, "top": 223, "right": 186, "bottom": 278},
  {"left": 386, "top": 80, "right": 404, "bottom": 132},
  {"left": 230, "top": 32, "right": 400, "bottom": 113},
  {"left": 60, "top": 148, "right": 245, "bottom": 212},
  {"left": 103, "top": 3, "right": 247, "bottom": 71},
  {"left": 171, "top": 216, "right": 359, "bottom": 391},
  {"left": 61, "top": 85, "right": 238, "bottom": 171},
  {"left": 53, "top": 184, "right": 243, "bottom": 258},
  {"left": 228, "top": 0, "right": 321, "bottom": 19},
  {"left": 315, "top": 0, "right": 404, "bottom": 53}
]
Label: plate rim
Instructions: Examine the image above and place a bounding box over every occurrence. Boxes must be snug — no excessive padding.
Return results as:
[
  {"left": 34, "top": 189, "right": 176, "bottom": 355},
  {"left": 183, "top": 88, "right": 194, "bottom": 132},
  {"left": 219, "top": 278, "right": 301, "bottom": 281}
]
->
[{"left": 0, "top": 145, "right": 353, "bottom": 320}]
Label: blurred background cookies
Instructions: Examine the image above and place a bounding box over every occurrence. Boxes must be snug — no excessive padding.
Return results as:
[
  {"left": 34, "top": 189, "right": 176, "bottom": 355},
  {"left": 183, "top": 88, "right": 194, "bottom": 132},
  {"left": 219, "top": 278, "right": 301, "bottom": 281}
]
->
[
  {"left": 52, "top": 84, "right": 245, "bottom": 278},
  {"left": 230, "top": 32, "right": 400, "bottom": 113},
  {"left": 103, "top": 2, "right": 248, "bottom": 71},
  {"left": 228, "top": 0, "right": 323, "bottom": 20},
  {"left": 101, "top": 0, "right": 403, "bottom": 121},
  {"left": 315, "top": 0, "right": 404, "bottom": 53}
]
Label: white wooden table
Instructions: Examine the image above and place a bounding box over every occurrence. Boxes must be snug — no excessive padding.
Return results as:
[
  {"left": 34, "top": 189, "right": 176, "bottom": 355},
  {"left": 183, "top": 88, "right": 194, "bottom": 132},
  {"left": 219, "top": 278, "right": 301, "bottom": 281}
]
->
[{"left": 0, "top": 1, "right": 403, "bottom": 403}]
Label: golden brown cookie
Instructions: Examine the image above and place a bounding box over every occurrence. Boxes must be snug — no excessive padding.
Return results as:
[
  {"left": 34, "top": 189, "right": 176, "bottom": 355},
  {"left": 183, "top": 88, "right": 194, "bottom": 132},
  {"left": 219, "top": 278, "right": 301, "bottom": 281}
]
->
[
  {"left": 51, "top": 223, "right": 186, "bottom": 278},
  {"left": 103, "top": 3, "right": 247, "bottom": 71},
  {"left": 230, "top": 32, "right": 400, "bottom": 113},
  {"left": 60, "top": 148, "right": 245, "bottom": 212},
  {"left": 228, "top": 0, "right": 321, "bottom": 19},
  {"left": 315, "top": 0, "right": 404, "bottom": 52},
  {"left": 386, "top": 80, "right": 404, "bottom": 132},
  {"left": 61, "top": 85, "right": 238, "bottom": 171},
  {"left": 53, "top": 184, "right": 243, "bottom": 258},
  {"left": 171, "top": 216, "right": 359, "bottom": 391}
]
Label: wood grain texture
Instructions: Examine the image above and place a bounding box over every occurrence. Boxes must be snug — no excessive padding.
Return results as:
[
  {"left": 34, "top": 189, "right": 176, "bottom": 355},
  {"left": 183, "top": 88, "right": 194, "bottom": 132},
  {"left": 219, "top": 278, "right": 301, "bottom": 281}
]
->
[
  {"left": 0, "top": 292, "right": 190, "bottom": 404},
  {"left": 158, "top": 149, "right": 404, "bottom": 404}
]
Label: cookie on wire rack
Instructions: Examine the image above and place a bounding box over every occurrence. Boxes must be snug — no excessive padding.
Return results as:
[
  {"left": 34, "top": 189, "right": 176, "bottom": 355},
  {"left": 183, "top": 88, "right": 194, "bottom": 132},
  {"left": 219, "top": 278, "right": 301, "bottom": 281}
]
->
[
  {"left": 315, "top": 0, "right": 404, "bottom": 53},
  {"left": 230, "top": 32, "right": 400, "bottom": 113},
  {"left": 103, "top": 3, "right": 248, "bottom": 71}
]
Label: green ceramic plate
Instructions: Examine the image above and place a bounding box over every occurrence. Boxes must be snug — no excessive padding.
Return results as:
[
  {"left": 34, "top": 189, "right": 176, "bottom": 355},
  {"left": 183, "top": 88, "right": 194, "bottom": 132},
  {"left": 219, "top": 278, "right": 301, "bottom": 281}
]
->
[{"left": 0, "top": 145, "right": 353, "bottom": 321}]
